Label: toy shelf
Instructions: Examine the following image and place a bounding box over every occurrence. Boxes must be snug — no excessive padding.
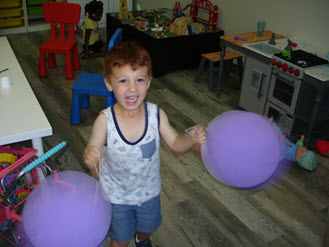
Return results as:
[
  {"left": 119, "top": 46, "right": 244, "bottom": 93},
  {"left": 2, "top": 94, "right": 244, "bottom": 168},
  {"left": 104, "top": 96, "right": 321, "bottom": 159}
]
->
[
  {"left": 0, "top": 0, "right": 26, "bottom": 31},
  {"left": 0, "top": 0, "right": 56, "bottom": 35},
  {"left": 26, "top": 0, "right": 48, "bottom": 20}
]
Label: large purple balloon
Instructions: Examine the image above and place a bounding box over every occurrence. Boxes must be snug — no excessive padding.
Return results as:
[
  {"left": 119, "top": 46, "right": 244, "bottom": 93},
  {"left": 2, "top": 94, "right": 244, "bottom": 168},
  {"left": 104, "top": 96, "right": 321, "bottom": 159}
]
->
[
  {"left": 23, "top": 171, "right": 111, "bottom": 247},
  {"left": 201, "top": 110, "right": 281, "bottom": 188}
]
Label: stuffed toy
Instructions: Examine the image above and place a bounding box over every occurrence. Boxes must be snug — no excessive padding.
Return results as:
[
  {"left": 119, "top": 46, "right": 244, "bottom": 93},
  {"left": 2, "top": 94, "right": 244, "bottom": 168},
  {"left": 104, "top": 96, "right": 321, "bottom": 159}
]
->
[{"left": 269, "top": 117, "right": 317, "bottom": 171}]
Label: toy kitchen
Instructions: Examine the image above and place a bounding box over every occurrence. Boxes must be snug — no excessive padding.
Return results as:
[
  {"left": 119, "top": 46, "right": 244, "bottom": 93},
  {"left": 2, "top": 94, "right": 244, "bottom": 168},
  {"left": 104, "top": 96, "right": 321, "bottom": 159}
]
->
[{"left": 238, "top": 37, "right": 329, "bottom": 145}]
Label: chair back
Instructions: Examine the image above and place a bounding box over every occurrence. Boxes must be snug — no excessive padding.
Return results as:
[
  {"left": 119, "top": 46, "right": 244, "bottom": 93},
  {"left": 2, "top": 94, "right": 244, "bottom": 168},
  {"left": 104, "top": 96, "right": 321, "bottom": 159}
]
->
[
  {"left": 42, "top": 2, "right": 81, "bottom": 41},
  {"left": 108, "top": 28, "right": 123, "bottom": 51}
]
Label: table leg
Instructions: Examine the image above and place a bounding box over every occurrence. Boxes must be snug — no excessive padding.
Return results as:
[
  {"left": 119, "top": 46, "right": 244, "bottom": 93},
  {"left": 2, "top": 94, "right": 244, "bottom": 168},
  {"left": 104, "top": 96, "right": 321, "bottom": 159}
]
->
[
  {"left": 194, "top": 57, "right": 207, "bottom": 84},
  {"left": 32, "top": 137, "right": 45, "bottom": 180},
  {"left": 217, "top": 40, "right": 226, "bottom": 96},
  {"left": 209, "top": 61, "right": 215, "bottom": 92}
]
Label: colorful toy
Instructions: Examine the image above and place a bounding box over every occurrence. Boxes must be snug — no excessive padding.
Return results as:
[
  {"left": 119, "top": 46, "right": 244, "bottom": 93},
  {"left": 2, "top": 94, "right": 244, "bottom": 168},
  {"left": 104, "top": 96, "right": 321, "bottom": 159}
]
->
[
  {"left": 16, "top": 185, "right": 36, "bottom": 202},
  {"left": 173, "top": 2, "right": 182, "bottom": 16},
  {"left": 119, "top": 0, "right": 128, "bottom": 19},
  {"left": 119, "top": 0, "right": 133, "bottom": 20},
  {"left": 201, "top": 110, "right": 281, "bottom": 188},
  {"left": 315, "top": 139, "right": 329, "bottom": 156},
  {"left": 0, "top": 142, "right": 63, "bottom": 246},
  {"left": 234, "top": 36, "right": 248, "bottom": 41},
  {"left": 0, "top": 153, "right": 17, "bottom": 165},
  {"left": 269, "top": 118, "right": 317, "bottom": 171},
  {"left": 190, "top": 0, "right": 218, "bottom": 30},
  {"left": 16, "top": 189, "right": 30, "bottom": 202}
]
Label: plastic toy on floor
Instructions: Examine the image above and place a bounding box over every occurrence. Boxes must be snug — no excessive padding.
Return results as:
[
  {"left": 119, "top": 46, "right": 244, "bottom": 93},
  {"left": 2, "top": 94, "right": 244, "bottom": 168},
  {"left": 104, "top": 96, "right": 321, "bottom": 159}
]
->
[
  {"left": 315, "top": 139, "right": 329, "bottom": 156},
  {"left": 269, "top": 117, "right": 317, "bottom": 171}
]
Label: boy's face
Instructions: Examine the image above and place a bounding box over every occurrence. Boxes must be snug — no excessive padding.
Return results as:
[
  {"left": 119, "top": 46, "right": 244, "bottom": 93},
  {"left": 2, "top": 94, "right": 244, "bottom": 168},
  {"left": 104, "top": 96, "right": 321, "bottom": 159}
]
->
[
  {"left": 105, "top": 65, "right": 151, "bottom": 112},
  {"left": 296, "top": 147, "right": 309, "bottom": 162}
]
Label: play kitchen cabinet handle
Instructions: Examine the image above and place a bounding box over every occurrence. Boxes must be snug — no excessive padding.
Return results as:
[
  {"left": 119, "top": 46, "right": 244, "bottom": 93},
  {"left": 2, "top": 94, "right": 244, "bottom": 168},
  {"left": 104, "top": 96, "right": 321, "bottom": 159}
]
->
[
  {"left": 257, "top": 73, "right": 266, "bottom": 99},
  {"left": 272, "top": 72, "right": 296, "bottom": 85}
]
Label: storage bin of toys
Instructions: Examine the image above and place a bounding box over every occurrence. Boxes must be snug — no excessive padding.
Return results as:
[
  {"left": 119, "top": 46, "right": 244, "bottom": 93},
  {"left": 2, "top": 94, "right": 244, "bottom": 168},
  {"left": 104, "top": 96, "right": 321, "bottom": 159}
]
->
[{"left": 0, "top": 145, "right": 38, "bottom": 246}]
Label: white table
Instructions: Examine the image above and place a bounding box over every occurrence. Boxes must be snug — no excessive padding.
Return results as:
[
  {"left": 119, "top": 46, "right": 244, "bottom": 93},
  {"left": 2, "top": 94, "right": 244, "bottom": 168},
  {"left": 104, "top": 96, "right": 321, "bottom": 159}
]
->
[{"left": 0, "top": 36, "right": 52, "bottom": 157}]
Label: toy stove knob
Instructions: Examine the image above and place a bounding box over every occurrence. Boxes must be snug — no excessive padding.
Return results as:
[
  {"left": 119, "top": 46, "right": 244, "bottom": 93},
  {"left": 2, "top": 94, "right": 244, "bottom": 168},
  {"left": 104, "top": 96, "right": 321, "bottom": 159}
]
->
[
  {"left": 271, "top": 59, "right": 276, "bottom": 65},
  {"left": 294, "top": 69, "right": 300, "bottom": 77},
  {"left": 288, "top": 67, "right": 294, "bottom": 74},
  {"left": 282, "top": 64, "right": 288, "bottom": 71},
  {"left": 276, "top": 61, "right": 282, "bottom": 68}
]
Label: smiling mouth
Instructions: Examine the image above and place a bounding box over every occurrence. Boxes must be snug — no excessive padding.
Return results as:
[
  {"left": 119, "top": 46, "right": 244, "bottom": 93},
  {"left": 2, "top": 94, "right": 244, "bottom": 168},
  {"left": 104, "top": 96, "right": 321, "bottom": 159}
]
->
[{"left": 125, "top": 96, "right": 138, "bottom": 105}]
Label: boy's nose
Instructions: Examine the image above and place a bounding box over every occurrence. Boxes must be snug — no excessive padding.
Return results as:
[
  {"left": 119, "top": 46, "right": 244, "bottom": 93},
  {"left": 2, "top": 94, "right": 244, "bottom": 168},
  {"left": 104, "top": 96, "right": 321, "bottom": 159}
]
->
[{"left": 128, "top": 82, "right": 137, "bottom": 91}]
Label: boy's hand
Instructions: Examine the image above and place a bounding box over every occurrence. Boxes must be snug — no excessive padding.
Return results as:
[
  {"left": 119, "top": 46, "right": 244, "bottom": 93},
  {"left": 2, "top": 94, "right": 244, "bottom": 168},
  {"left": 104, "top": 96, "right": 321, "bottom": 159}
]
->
[
  {"left": 186, "top": 125, "right": 206, "bottom": 144},
  {"left": 300, "top": 135, "right": 305, "bottom": 141},
  {"left": 83, "top": 146, "right": 102, "bottom": 170}
]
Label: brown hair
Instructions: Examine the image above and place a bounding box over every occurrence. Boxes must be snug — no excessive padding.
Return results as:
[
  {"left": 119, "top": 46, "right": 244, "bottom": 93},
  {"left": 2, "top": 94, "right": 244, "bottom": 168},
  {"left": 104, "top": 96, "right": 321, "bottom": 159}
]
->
[{"left": 104, "top": 41, "right": 152, "bottom": 80}]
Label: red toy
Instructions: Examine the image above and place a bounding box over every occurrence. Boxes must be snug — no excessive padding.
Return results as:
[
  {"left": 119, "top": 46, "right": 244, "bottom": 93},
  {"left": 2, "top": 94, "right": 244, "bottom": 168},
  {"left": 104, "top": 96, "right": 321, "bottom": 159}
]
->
[
  {"left": 314, "top": 139, "right": 329, "bottom": 156},
  {"left": 190, "top": 0, "right": 218, "bottom": 30},
  {"left": 173, "top": 2, "right": 182, "bottom": 16}
]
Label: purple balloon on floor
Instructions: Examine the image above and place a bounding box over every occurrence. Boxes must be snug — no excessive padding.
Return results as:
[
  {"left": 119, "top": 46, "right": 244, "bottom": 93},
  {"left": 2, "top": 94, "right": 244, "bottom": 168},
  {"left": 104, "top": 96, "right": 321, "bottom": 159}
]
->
[
  {"left": 201, "top": 110, "right": 281, "bottom": 188},
  {"left": 23, "top": 171, "right": 111, "bottom": 247}
]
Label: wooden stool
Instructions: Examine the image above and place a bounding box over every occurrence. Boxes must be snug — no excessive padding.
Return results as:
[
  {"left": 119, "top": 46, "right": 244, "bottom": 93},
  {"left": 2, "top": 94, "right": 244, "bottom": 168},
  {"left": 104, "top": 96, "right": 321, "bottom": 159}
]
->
[{"left": 194, "top": 50, "right": 244, "bottom": 92}]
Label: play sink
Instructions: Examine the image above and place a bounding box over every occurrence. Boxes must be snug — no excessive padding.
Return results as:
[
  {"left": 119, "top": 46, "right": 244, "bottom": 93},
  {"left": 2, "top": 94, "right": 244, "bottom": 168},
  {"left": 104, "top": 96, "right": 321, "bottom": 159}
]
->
[{"left": 243, "top": 40, "right": 286, "bottom": 58}]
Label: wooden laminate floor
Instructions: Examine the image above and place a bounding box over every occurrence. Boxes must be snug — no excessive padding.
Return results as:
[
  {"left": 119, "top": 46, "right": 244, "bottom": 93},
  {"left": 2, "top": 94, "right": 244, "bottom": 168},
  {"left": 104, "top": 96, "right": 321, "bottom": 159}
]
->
[{"left": 3, "top": 28, "right": 329, "bottom": 247}]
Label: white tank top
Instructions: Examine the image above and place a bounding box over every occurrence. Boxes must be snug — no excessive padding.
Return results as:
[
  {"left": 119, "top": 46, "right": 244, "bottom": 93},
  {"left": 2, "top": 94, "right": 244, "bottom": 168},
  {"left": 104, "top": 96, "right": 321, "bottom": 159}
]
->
[{"left": 100, "top": 102, "right": 161, "bottom": 205}]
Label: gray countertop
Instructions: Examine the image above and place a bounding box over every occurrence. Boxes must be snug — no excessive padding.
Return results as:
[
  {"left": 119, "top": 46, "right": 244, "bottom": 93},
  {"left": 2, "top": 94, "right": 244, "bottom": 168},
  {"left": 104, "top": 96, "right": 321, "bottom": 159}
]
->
[{"left": 305, "top": 64, "right": 329, "bottom": 82}]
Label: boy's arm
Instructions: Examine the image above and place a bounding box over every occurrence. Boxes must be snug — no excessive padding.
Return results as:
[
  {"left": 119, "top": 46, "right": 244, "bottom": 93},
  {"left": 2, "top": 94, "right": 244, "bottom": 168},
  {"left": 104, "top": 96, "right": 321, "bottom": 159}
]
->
[
  {"left": 83, "top": 113, "right": 107, "bottom": 176},
  {"left": 159, "top": 108, "right": 206, "bottom": 153}
]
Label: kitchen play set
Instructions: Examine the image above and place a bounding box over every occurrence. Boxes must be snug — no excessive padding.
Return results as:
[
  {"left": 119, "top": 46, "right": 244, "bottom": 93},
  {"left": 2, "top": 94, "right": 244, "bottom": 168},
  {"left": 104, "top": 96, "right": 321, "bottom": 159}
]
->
[{"left": 239, "top": 35, "right": 329, "bottom": 145}]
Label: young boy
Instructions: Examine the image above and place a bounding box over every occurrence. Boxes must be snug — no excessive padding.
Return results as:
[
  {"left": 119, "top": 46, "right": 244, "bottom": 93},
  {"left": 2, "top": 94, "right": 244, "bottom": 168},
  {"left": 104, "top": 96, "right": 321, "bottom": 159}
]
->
[{"left": 83, "top": 41, "right": 206, "bottom": 247}]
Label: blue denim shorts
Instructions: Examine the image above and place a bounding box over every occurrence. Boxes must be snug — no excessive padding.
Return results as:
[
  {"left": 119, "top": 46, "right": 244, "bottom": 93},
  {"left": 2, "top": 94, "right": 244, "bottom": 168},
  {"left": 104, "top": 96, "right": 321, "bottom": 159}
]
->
[{"left": 108, "top": 195, "right": 162, "bottom": 242}]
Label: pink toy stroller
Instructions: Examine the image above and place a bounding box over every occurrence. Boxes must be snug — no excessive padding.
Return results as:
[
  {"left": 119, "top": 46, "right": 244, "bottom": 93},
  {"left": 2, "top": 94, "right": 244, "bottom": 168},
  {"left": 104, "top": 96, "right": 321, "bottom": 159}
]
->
[{"left": 0, "top": 142, "right": 67, "bottom": 247}]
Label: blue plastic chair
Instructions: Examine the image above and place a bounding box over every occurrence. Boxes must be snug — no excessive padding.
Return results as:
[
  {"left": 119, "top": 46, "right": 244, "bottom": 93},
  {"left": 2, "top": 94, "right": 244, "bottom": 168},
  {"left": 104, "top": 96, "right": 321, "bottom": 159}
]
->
[
  {"left": 70, "top": 28, "right": 122, "bottom": 125},
  {"left": 108, "top": 28, "right": 123, "bottom": 51}
]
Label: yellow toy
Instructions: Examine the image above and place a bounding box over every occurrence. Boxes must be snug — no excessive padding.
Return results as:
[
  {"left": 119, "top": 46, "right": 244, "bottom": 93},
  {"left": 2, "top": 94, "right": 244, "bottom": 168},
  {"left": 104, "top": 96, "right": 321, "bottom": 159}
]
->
[
  {"left": 0, "top": 153, "right": 17, "bottom": 166},
  {"left": 119, "top": 0, "right": 133, "bottom": 20},
  {"left": 119, "top": 0, "right": 128, "bottom": 19}
]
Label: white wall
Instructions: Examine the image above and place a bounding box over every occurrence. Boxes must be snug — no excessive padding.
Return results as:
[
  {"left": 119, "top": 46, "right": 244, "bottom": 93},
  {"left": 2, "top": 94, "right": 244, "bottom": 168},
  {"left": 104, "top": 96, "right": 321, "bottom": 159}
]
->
[
  {"left": 135, "top": 0, "right": 329, "bottom": 58},
  {"left": 134, "top": 0, "right": 191, "bottom": 10}
]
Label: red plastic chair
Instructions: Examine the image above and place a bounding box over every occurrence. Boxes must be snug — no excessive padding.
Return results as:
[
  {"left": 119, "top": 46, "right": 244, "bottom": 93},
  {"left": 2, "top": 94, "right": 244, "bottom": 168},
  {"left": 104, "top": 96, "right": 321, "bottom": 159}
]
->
[{"left": 38, "top": 2, "right": 81, "bottom": 79}]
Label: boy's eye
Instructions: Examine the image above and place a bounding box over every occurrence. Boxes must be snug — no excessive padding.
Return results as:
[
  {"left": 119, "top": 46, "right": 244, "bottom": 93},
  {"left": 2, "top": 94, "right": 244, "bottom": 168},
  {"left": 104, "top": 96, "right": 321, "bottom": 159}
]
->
[
  {"left": 137, "top": 78, "right": 145, "bottom": 84},
  {"left": 119, "top": 79, "right": 127, "bottom": 83}
]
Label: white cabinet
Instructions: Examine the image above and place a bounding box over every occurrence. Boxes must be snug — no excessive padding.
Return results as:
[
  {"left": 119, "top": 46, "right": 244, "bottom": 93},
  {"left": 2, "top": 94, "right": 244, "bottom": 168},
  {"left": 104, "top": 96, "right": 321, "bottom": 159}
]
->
[
  {"left": 239, "top": 56, "right": 272, "bottom": 115},
  {"left": 0, "top": 0, "right": 134, "bottom": 35},
  {"left": 0, "top": 0, "right": 27, "bottom": 35}
]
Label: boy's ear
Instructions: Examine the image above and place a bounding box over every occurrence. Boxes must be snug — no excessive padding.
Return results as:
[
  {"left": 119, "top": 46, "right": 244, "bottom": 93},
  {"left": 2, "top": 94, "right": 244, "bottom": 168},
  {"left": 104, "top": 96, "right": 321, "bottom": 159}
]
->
[
  {"left": 104, "top": 77, "right": 113, "bottom": 91},
  {"left": 146, "top": 76, "right": 152, "bottom": 89}
]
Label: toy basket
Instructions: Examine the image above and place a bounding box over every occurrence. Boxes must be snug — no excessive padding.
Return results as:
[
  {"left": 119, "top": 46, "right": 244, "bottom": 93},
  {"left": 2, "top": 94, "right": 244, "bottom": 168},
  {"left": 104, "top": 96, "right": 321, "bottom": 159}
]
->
[
  {"left": 0, "top": 142, "right": 67, "bottom": 247},
  {"left": 0, "top": 146, "right": 38, "bottom": 246}
]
